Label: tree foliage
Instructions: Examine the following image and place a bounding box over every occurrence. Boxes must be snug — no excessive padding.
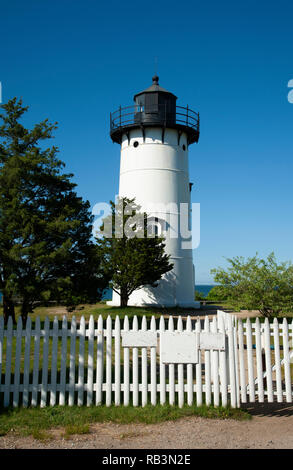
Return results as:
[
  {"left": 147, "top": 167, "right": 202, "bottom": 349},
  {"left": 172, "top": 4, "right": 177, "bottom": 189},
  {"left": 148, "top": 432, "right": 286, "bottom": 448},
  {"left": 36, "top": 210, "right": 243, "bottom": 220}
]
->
[
  {"left": 194, "top": 290, "right": 206, "bottom": 301},
  {"left": 96, "top": 198, "right": 173, "bottom": 307},
  {"left": 206, "top": 285, "right": 229, "bottom": 302},
  {"left": 0, "top": 98, "right": 107, "bottom": 323},
  {"left": 211, "top": 252, "right": 293, "bottom": 317}
]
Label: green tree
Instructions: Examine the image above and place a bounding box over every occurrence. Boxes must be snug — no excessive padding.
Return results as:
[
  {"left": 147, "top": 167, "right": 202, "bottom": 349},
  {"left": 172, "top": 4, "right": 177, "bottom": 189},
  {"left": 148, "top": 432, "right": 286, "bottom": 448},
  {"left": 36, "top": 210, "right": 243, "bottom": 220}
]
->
[
  {"left": 211, "top": 252, "right": 293, "bottom": 317},
  {"left": 194, "top": 290, "right": 206, "bottom": 301},
  {"left": 96, "top": 197, "right": 173, "bottom": 308},
  {"left": 0, "top": 98, "right": 107, "bottom": 323},
  {"left": 206, "top": 285, "right": 229, "bottom": 302}
]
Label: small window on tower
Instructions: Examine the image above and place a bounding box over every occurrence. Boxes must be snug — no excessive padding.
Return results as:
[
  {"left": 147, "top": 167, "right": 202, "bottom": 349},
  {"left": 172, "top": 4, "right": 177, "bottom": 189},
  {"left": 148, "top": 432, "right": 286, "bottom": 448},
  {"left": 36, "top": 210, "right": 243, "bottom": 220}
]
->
[
  {"left": 182, "top": 144, "right": 186, "bottom": 151},
  {"left": 133, "top": 141, "right": 139, "bottom": 148}
]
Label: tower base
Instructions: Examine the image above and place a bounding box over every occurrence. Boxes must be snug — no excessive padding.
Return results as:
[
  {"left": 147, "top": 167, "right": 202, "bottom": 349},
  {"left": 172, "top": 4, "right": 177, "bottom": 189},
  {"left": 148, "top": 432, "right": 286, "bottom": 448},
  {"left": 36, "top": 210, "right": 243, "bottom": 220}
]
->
[
  {"left": 106, "top": 299, "right": 200, "bottom": 309},
  {"left": 107, "top": 277, "right": 200, "bottom": 309}
]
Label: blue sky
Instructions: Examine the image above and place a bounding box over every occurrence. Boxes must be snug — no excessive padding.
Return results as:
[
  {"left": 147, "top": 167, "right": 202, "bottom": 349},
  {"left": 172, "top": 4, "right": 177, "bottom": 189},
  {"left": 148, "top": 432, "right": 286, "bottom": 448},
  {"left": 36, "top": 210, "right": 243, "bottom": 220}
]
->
[{"left": 1, "top": 0, "right": 293, "bottom": 283}]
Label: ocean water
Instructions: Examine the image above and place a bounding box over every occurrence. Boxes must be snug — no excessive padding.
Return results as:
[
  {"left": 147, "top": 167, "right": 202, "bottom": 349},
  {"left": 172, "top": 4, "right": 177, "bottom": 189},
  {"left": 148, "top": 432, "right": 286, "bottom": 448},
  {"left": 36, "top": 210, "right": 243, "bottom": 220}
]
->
[
  {"left": 195, "top": 285, "right": 215, "bottom": 297},
  {"left": 102, "top": 288, "right": 113, "bottom": 300}
]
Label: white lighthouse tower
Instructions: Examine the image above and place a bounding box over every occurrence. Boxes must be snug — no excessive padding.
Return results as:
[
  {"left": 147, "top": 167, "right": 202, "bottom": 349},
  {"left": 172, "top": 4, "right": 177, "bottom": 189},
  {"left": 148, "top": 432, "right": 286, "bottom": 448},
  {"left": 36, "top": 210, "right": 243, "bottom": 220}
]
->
[{"left": 108, "top": 75, "right": 200, "bottom": 308}]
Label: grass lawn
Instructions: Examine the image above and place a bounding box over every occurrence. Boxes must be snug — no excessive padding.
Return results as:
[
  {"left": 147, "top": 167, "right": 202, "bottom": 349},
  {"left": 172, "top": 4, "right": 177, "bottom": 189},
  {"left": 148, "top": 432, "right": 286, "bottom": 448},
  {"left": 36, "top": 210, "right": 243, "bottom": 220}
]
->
[
  {"left": 1, "top": 300, "right": 292, "bottom": 326},
  {"left": 0, "top": 301, "right": 218, "bottom": 324},
  {"left": 0, "top": 404, "right": 251, "bottom": 440}
]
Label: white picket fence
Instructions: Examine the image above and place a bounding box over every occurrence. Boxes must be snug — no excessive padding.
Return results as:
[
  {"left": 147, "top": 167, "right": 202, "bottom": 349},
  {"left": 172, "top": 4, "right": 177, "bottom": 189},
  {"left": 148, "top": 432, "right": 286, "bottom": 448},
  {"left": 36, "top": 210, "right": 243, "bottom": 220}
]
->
[
  {"left": 235, "top": 316, "right": 293, "bottom": 403},
  {"left": 0, "top": 311, "right": 292, "bottom": 408}
]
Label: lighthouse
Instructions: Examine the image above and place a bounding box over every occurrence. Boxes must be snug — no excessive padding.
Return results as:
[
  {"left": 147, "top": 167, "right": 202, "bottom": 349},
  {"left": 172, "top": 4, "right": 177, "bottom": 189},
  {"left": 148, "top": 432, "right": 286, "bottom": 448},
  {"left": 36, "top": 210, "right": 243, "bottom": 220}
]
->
[{"left": 108, "top": 76, "right": 200, "bottom": 308}]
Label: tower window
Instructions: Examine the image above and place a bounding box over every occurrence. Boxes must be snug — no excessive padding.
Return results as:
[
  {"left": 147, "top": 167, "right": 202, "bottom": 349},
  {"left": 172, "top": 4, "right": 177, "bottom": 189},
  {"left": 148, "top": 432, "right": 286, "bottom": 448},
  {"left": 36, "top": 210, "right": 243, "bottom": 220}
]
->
[
  {"left": 145, "top": 93, "right": 158, "bottom": 114},
  {"left": 182, "top": 144, "right": 186, "bottom": 151},
  {"left": 133, "top": 141, "right": 139, "bottom": 148}
]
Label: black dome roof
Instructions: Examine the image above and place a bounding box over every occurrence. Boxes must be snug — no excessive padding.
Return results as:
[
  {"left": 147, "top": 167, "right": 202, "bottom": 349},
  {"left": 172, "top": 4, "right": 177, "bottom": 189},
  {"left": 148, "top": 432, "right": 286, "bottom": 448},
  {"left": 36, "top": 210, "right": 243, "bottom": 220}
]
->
[{"left": 133, "top": 75, "right": 177, "bottom": 101}]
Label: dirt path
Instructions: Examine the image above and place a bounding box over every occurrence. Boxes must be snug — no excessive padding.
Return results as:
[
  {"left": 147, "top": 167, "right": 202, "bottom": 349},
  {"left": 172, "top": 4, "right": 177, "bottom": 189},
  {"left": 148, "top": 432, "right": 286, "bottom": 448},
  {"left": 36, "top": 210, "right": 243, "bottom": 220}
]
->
[{"left": 1, "top": 403, "right": 293, "bottom": 449}]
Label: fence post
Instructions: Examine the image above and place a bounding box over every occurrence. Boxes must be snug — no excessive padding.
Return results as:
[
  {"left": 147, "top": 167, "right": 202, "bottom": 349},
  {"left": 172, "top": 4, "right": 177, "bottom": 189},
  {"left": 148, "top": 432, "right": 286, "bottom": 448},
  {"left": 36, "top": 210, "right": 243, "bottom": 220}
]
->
[
  {"left": 68, "top": 316, "right": 77, "bottom": 406},
  {"left": 4, "top": 316, "right": 13, "bottom": 407},
  {"left": 195, "top": 317, "right": 202, "bottom": 406},
  {"left": 59, "top": 316, "right": 68, "bottom": 406},
  {"left": 41, "top": 317, "right": 50, "bottom": 407},
  {"left": 115, "top": 316, "right": 121, "bottom": 406},
  {"left": 227, "top": 314, "right": 237, "bottom": 408},
  {"left": 246, "top": 318, "right": 255, "bottom": 402},
  {"left": 31, "top": 317, "right": 41, "bottom": 407},
  {"left": 273, "top": 318, "right": 282, "bottom": 402},
  {"left": 123, "top": 316, "right": 130, "bottom": 406},
  {"left": 50, "top": 316, "right": 59, "bottom": 406},
  {"left": 13, "top": 317, "right": 23, "bottom": 407},
  {"left": 78, "top": 316, "right": 86, "bottom": 406},
  {"left": 232, "top": 317, "right": 240, "bottom": 407},
  {"left": 168, "top": 316, "right": 175, "bottom": 405},
  {"left": 264, "top": 318, "right": 273, "bottom": 402},
  {"left": 186, "top": 315, "right": 193, "bottom": 406},
  {"left": 132, "top": 316, "right": 139, "bottom": 406},
  {"left": 159, "top": 316, "right": 166, "bottom": 405},
  {"left": 238, "top": 319, "right": 247, "bottom": 403},
  {"left": 177, "top": 316, "right": 184, "bottom": 408},
  {"left": 211, "top": 317, "right": 220, "bottom": 407},
  {"left": 255, "top": 318, "right": 264, "bottom": 402},
  {"left": 151, "top": 316, "right": 157, "bottom": 406},
  {"left": 105, "top": 315, "right": 112, "bottom": 407},
  {"left": 96, "top": 315, "right": 103, "bottom": 406},
  {"left": 282, "top": 318, "right": 292, "bottom": 403},
  {"left": 204, "top": 316, "right": 211, "bottom": 406},
  {"left": 141, "top": 316, "right": 148, "bottom": 407},
  {"left": 218, "top": 315, "right": 228, "bottom": 407},
  {"left": 87, "top": 316, "right": 95, "bottom": 406},
  {"left": 23, "top": 317, "right": 32, "bottom": 407}
]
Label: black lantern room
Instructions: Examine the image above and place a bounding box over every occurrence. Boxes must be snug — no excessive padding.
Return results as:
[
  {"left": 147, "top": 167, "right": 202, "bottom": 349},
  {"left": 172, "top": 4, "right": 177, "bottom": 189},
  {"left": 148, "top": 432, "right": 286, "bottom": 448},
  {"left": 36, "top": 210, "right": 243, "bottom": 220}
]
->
[{"left": 110, "top": 76, "right": 200, "bottom": 145}]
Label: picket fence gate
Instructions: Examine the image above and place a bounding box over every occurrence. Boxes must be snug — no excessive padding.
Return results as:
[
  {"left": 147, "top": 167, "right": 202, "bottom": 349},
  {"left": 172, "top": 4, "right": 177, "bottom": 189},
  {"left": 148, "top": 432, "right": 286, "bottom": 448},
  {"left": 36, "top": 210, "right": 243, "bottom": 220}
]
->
[{"left": 0, "top": 311, "right": 292, "bottom": 408}]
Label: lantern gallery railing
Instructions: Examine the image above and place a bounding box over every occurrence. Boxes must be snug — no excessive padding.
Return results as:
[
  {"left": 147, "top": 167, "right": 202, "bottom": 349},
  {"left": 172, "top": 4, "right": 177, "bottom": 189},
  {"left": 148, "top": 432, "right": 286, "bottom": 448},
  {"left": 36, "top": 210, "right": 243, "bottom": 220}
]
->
[{"left": 110, "top": 104, "right": 200, "bottom": 143}]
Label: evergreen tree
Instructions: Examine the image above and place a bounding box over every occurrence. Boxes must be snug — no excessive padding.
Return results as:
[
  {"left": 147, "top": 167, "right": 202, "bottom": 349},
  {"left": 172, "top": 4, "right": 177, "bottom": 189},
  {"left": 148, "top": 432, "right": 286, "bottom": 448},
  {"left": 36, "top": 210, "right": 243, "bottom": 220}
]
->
[
  {"left": 0, "top": 98, "right": 107, "bottom": 323},
  {"left": 96, "top": 197, "right": 173, "bottom": 307}
]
